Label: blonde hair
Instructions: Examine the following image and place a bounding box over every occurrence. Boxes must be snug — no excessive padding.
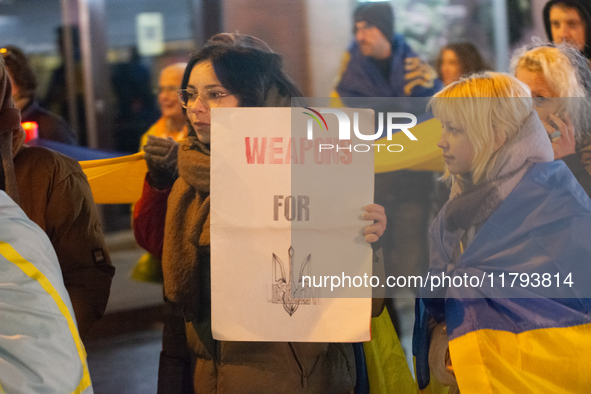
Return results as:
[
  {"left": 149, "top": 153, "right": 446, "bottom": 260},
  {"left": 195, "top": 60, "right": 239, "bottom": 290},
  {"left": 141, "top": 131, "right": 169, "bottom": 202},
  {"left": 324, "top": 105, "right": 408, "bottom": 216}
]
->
[
  {"left": 511, "top": 45, "right": 585, "bottom": 98},
  {"left": 429, "top": 72, "right": 533, "bottom": 185},
  {"left": 511, "top": 43, "right": 591, "bottom": 147}
]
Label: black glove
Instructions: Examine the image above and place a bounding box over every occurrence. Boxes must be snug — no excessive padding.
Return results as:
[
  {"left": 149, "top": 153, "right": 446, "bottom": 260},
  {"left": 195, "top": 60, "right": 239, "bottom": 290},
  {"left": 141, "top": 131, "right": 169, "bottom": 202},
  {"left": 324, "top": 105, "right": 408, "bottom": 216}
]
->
[{"left": 143, "top": 135, "right": 179, "bottom": 190}]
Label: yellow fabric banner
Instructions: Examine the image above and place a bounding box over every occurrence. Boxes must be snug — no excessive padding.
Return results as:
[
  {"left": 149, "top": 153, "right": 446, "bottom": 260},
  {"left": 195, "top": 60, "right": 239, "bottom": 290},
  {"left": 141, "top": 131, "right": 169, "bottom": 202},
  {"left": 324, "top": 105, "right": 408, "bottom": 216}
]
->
[
  {"left": 374, "top": 117, "right": 444, "bottom": 174},
  {"left": 79, "top": 152, "right": 147, "bottom": 204}
]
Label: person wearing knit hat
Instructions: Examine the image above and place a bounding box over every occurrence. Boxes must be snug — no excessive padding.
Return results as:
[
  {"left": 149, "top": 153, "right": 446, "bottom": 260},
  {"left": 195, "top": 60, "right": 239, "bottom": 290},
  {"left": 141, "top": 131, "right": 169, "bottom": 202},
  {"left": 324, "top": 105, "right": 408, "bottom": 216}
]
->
[
  {"left": 334, "top": 2, "right": 442, "bottom": 98},
  {"left": 543, "top": 0, "right": 591, "bottom": 59},
  {"left": 353, "top": 2, "right": 394, "bottom": 59}
]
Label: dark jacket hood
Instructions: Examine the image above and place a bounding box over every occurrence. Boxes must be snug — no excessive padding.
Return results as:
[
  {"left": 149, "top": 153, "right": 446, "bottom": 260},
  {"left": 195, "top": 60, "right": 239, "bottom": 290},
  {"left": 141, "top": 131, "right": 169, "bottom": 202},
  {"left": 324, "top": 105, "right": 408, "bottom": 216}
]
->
[{"left": 543, "top": 0, "right": 591, "bottom": 59}]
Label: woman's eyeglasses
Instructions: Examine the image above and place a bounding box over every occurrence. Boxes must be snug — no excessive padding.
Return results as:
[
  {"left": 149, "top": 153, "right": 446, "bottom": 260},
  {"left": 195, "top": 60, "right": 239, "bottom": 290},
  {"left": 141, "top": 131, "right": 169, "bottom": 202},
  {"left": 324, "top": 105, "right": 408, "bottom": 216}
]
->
[{"left": 177, "top": 88, "right": 233, "bottom": 109}]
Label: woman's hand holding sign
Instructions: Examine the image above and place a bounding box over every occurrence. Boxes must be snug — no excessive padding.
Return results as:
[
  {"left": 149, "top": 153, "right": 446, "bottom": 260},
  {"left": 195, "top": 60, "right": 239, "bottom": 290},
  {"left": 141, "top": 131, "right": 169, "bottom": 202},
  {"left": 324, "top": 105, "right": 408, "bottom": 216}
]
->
[{"left": 363, "top": 203, "right": 387, "bottom": 243}]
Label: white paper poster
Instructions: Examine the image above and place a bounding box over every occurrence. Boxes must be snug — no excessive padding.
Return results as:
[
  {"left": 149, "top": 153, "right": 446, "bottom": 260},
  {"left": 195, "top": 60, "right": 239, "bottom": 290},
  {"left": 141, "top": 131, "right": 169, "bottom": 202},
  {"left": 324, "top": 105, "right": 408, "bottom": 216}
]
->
[{"left": 210, "top": 107, "right": 375, "bottom": 342}]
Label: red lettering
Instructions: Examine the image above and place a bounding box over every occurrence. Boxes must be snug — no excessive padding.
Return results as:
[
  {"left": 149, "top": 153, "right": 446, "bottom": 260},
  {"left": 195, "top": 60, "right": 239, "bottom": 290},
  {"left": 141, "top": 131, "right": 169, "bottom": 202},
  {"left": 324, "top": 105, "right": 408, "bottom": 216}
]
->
[
  {"left": 245, "top": 137, "right": 267, "bottom": 164},
  {"left": 285, "top": 138, "right": 298, "bottom": 164},
  {"left": 244, "top": 137, "right": 352, "bottom": 165},
  {"left": 267, "top": 137, "right": 283, "bottom": 164}
]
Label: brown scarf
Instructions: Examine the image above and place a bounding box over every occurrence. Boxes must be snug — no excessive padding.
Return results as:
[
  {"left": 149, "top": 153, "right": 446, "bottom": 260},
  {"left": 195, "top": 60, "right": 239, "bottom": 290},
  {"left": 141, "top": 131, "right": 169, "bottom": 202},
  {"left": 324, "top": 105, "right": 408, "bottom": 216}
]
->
[{"left": 162, "top": 136, "right": 211, "bottom": 319}]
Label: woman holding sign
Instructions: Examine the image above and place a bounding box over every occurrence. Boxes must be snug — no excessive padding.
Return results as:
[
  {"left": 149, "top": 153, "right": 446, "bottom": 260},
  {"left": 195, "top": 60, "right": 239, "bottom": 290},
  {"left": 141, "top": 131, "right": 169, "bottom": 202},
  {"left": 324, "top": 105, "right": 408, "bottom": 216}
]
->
[{"left": 134, "top": 35, "right": 387, "bottom": 393}]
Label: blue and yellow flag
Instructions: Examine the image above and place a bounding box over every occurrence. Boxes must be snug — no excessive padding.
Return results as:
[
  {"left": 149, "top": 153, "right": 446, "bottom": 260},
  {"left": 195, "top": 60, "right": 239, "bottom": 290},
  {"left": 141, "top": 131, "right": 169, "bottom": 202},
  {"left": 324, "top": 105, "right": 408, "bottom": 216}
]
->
[
  {"left": 28, "top": 139, "right": 148, "bottom": 204},
  {"left": 30, "top": 112, "right": 444, "bottom": 204},
  {"left": 419, "top": 161, "right": 591, "bottom": 393}
]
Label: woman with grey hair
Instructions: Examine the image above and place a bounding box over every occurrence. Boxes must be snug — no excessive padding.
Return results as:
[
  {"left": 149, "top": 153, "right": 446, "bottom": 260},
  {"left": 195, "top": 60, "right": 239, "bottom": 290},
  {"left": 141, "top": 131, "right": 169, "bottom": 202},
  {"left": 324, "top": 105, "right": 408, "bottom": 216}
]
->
[{"left": 512, "top": 43, "right": 591, "bottom": 196}]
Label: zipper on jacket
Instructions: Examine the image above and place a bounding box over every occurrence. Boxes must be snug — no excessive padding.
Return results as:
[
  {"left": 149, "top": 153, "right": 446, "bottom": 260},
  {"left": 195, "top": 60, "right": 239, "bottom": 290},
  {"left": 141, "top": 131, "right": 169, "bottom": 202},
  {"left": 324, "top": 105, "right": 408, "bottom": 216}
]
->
[{"left": 288, "top": 342, "right": 309, "bottom": 388}]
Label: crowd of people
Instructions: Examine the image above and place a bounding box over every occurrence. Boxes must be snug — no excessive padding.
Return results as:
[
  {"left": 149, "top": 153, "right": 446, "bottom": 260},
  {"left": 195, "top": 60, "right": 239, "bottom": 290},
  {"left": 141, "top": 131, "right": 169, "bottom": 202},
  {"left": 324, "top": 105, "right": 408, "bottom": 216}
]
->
[{"left": 1, "top": 0, "right": 591, "bottom": 393}]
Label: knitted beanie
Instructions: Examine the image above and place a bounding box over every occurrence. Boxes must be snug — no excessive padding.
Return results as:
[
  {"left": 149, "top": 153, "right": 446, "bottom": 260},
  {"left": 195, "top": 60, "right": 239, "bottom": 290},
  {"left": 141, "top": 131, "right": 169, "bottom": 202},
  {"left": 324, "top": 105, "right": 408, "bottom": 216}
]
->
[{"left": 354, "top": 2, "right": 394, "bottom": 40}]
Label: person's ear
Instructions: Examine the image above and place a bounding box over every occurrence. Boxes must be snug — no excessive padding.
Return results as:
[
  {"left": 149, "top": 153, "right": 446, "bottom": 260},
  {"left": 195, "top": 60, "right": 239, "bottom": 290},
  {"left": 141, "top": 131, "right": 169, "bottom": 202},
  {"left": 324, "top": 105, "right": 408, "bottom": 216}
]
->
[{"left": 493, "top": 130, "right": 506, "bottom": 151}]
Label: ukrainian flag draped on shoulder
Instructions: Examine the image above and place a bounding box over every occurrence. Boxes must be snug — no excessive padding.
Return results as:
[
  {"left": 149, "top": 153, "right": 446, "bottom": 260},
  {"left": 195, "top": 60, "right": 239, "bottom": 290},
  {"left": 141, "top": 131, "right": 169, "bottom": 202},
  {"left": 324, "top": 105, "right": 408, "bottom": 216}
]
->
[{"left": 420, "top": 161, "right": 591, "bottom": 393}]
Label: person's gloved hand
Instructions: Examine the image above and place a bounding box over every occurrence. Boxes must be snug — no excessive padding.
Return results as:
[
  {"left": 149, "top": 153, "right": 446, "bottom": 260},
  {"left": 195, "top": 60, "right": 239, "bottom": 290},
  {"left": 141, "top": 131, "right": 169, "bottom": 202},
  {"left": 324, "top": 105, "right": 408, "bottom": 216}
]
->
[{"left": 143, "top": 135, "right": 179, "bottom": 190}]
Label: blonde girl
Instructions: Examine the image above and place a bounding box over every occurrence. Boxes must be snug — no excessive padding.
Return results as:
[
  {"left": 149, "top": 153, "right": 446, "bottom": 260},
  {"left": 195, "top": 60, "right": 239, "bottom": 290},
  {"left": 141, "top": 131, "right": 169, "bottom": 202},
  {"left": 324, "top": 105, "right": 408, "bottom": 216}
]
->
[{"left": 415, "top": 72, "right": 591, "bottom": 393}]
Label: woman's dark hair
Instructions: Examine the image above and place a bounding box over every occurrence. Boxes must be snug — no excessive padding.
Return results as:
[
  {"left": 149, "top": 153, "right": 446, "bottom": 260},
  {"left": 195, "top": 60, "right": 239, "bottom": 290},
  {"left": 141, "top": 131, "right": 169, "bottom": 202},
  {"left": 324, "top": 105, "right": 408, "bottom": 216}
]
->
[
  {"left": 181, "top": 43, "right": 302, "bottom": 108},
  {"left": 435, "top": 42, "right": 490, "bottom": 80},
  {"left": 1, "top": 45, "right": 37, "bottom": 99}
]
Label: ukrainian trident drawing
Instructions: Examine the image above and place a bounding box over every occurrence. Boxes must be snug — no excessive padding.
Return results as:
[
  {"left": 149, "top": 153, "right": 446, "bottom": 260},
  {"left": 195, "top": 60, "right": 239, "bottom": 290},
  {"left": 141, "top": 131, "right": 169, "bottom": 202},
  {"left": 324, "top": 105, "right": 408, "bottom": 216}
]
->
[{"left": 271, "top": 246, "right": 317, "bottom": 316}]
